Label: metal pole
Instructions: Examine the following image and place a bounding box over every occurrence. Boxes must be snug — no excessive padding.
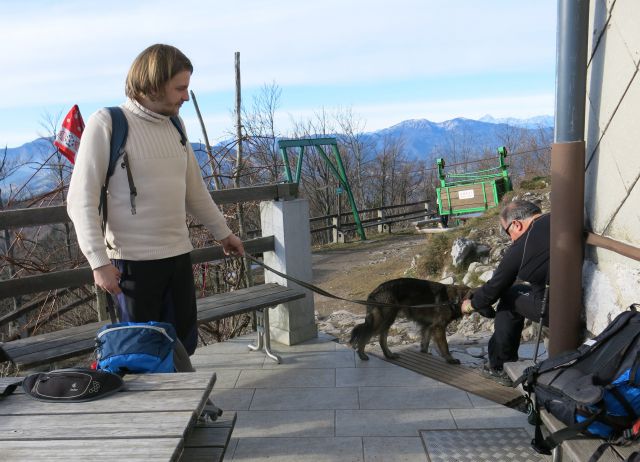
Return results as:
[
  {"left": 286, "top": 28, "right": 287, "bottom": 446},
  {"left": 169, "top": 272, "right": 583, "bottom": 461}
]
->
[
  {"left": 554, "top": 0, "right": 589, "bottom": 143},
  {"left": 549, "top": 0, "right": 589, "bottom": 357}
]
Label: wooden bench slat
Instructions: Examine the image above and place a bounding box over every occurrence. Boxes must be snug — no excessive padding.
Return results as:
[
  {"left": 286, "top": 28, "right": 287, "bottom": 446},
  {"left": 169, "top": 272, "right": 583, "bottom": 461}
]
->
[
  {"left": 2, "top": 321, "right": 107, "bottom": 355},
  {"left": 196, "top": 283, "right": 300, "bottom": 309},
  {"left": 9, "top": 337, "right": 97, "bottom": 369},
  {"left": 197, "top": 285, "right": 305, "bottom": 322},
  {"left": 540, "top": 410, "right": 637, "bottom": 462}
]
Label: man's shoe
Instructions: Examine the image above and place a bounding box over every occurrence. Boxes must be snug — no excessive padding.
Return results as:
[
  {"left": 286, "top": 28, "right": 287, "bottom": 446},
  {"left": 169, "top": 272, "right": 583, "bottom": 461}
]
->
[{"left": 481, "top": 364, "right": 513, "bottom": 387}]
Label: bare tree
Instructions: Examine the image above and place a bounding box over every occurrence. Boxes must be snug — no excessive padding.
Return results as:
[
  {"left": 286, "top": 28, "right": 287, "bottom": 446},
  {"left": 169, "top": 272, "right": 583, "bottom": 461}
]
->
[{"left": 242, "top": 82, "right": 283, "bottom": 183}]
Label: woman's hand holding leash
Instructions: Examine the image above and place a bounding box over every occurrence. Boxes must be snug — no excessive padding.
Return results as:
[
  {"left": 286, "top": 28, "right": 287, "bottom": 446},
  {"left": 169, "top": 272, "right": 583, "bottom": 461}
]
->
[
  {"left": 93, "top": 264, "right": 122, "bottom": 295},
  {"left": 221, "top": 234, "right": 244, "bottom": 256}
]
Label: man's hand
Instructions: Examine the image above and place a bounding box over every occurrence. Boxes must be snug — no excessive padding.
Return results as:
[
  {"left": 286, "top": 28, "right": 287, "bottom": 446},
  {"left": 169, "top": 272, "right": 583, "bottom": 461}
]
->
[
  {"left": 461, "top": 299, "right": 474, "bottom": 315},
  {"left": 220, "top": 234, "right": 244, "bottom": 256},
  {"left": 93, "top": 264, "right": 122, "bottom": 295}
]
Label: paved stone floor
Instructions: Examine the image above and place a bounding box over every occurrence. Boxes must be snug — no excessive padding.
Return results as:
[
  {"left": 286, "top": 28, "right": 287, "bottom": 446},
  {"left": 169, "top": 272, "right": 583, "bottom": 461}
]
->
[{"left": 192, "top": 332, "right": 551, "bottom": 462}]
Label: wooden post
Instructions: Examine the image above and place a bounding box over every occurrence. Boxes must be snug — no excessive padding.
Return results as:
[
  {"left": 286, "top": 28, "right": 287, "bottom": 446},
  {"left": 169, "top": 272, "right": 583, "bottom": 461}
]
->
[
  {"left": 0, "top": 192, "right": 25, "bottom": 338},
  {"left": 94, "top": 285, "right": 109, "bottom": 322},
  {"left": 190, "top": 90, "right": 222, "bottom": 190}
]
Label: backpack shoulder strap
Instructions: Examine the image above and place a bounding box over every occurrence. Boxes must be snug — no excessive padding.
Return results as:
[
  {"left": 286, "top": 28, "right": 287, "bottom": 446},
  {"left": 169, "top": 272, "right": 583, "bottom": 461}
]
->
[
  {"left": 99, "top": 107, "right": 135, "bottom": 248},
  {"left": 106, "top": 107, "right": 129, "bottom": 177},
  {"left": 170, "top": 115, "right": 187, "bottom": 146}
]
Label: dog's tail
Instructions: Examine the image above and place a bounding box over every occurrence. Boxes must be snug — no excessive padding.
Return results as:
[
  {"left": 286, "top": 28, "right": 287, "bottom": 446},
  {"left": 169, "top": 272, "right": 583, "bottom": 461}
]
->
[{"left": 349, "top": 315, "right": 373, "bottom": 349}]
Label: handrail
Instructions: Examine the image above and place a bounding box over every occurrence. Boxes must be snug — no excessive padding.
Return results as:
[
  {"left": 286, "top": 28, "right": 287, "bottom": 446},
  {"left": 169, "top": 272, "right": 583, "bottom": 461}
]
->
[
  {"left": 309, "top": 200, "right": 429, "bottom": 223},
  {"left": 585, "top": 232, "right": 640, "bottom": 262},
  {"left": 0, "top": 183, "right": 297, "bottom": 229}
]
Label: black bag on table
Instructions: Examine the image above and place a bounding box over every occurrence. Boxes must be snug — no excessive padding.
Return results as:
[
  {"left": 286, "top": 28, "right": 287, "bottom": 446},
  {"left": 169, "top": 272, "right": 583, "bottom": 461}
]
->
[{"left": 1, "top": 368, "right": 124, "bottom": 403}]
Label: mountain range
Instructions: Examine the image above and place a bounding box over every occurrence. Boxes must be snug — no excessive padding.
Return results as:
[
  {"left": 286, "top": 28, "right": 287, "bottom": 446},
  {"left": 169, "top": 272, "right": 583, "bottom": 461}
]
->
[{"left": 1, "top": 115, "right": 553, "bottom": 197}]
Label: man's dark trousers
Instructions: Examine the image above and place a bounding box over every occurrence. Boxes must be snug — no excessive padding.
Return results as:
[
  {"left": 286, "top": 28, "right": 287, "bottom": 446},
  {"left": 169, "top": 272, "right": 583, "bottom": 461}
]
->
[{"left": 488, "top": 284, "right": 547, "bottom": 369}]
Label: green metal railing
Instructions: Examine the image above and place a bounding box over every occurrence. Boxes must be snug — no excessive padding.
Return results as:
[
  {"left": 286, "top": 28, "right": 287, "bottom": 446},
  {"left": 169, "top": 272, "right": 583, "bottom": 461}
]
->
[{"left": 278, "top": 138, "right": 366, "bottom": 241}]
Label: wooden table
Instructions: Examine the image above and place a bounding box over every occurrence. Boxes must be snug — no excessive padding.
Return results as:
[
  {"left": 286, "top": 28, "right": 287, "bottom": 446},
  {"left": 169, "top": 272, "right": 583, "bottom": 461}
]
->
[{"left": 0, "top": 371, "right": 216, "bottom": 461}]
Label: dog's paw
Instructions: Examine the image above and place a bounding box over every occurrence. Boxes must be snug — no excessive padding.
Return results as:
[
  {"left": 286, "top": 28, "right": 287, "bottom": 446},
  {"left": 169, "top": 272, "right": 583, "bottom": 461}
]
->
[
  {"left": 419, "top": 348, "right": 432, "bottom": 355},
  {"left": 446, "top": 358, "right": 461, "bottom": 365},
  {"left": 357, "top": 352, "right": 370, "bottom": 361},
  {"left": 384, "top": 353, "right": 400, "bottom": 360}
]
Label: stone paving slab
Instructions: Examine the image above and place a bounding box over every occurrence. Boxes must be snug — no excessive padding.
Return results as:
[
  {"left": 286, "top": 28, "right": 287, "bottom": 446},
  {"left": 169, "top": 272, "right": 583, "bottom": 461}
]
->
[
  {"left": 208, "top": 369, "right": 241, "bottom": 388},
  {"left": 230, "top": 437, "right": 363, "bottom": 462},
  {"left": 191, "top": 352, "right": 266, "bottom": 370},
  {"left": 212, "top": 388, "right": 255, "bottom": 411},
  {"left": 235, "top": 368, "right": 335, "bottom": 388},
  {"left": 261, "top": 349, "right": 356, "bottom": 369},
  {"left": 250, "top": 387, "right": 359, "bottom": 410},
  {"left": 358, "top": 386, "right": 473, "bottom": 409},
  {"left": 233, "top": 410, "right": 335, "bottom": 438},
  {"left": 337, "top": 365, "right": 441, "bottom": 387},
  {"left": 336, "top": 409, "right": 456, "bottom": 436}
]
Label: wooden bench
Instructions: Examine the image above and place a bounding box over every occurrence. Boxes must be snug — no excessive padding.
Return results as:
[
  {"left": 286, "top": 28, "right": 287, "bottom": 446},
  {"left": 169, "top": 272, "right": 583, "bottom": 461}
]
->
[
  {"left": 179, "top": 412, "right": 237, "bottom": 462},
  {"left": 505, "top": 361, "right": 639, "bottom": 462},
  {"left": 540, "top": 409, "right": 636, "bottom": 462},
  {"left": 1, "top": 183, "right": 313, "bottom": 371},
  {"left": 1, "top": 282, "right": 305, "bottom": 370}
]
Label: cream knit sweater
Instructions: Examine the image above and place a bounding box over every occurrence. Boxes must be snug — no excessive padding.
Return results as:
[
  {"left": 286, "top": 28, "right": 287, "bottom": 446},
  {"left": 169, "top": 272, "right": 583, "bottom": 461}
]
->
[{"left": 67, "top": 98, "right": 232, "bottom": 270}]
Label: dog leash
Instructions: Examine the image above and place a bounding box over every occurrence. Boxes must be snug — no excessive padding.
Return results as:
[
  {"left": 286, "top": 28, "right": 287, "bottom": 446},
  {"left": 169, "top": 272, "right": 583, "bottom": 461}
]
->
[{"left": 242, "top": 253, "right": 460, "bottom": 312}]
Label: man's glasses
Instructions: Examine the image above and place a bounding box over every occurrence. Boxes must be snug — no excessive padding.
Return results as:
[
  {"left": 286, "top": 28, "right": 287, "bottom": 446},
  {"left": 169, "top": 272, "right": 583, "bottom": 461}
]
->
[{"left": 502, "top": 221, "right": 514, "bottom": 237}]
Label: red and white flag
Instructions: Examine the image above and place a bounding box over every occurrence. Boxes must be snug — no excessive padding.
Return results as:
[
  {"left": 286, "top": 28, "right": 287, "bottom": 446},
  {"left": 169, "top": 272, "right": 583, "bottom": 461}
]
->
[{"left": 54, "top": 104, "right": 85, "bottom": 164}]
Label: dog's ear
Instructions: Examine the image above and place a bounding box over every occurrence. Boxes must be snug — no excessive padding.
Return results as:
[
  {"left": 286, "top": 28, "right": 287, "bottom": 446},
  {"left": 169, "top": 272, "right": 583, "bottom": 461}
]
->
[
  {"left": 446, "top": 284, "right": 468, "bottom": 302},
  {"left": 451, "top": 285, "right": 473, "bottom": 300},
  {"left": 462, "top": 286, "right": 475, "bottom": 300}
]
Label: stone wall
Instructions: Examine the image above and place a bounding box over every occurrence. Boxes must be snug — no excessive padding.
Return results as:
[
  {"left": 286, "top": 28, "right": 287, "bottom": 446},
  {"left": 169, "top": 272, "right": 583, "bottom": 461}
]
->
[{"left": 584, "top": 0, "right": 640, "bottom": 334}]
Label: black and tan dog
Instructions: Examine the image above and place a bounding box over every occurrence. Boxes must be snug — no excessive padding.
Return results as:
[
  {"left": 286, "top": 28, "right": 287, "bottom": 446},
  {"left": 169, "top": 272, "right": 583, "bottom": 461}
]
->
[{"left": 349, "top": 278, "right": 471, "bottom": 364}]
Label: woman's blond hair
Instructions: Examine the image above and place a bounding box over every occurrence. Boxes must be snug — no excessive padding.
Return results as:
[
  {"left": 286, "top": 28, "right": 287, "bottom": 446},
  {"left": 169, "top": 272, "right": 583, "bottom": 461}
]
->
[{"left": 125, "top": 44, "right": 193, "bottom": 100}]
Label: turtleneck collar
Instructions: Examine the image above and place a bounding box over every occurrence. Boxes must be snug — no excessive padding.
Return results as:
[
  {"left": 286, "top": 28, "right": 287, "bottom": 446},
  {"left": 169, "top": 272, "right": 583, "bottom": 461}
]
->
[{"left": 124, "top": 98, "right": 170, "bottom": 123}]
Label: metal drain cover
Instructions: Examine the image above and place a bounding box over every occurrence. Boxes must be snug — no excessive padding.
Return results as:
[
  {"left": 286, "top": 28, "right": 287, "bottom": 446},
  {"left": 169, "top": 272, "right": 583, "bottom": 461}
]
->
[{"left": 420, "top": 428, "right": 549, "bottom": 462}]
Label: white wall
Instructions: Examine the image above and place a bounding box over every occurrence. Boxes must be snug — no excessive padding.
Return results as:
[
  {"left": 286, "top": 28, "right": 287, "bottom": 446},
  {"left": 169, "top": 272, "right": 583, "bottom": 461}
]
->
[{"left": 584, "top": 0, "right": 640, "bottom": 334}]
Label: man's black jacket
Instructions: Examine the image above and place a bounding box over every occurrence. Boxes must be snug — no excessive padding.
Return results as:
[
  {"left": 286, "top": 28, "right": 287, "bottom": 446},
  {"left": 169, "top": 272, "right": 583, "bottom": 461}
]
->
[{"left": 471, "top": 213, "right": 550, "bottom": 311}]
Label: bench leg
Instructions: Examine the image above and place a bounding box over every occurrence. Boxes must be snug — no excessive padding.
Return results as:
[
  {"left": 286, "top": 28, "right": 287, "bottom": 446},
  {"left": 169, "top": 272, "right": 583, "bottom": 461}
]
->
[
  {"left": 248, "top": 308, "right": 282, "bottom": 364},
  {"left": 552, "top": 445, "right": 562, "bottom": 462}
]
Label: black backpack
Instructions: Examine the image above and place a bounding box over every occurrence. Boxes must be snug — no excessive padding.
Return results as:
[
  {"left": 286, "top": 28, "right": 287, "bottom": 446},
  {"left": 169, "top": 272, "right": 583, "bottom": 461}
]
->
[
  {"left": 516, "top": 305, "right": 640, "bottom": 460},
  {"left": 98, "top": 107, "right": 187, "bottom": 247}
]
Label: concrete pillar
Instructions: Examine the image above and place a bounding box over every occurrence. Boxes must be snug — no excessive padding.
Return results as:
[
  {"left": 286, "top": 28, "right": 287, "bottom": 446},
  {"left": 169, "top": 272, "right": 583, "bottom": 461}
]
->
[
  {"left": 378, "top": 209, "right": 391, "bottom": 234},
  {"left": 260, "top": 199, "right": 317, "bottom": 345},
  {"left": 331, "top": 217, "right": 345, "bottom": 244}
]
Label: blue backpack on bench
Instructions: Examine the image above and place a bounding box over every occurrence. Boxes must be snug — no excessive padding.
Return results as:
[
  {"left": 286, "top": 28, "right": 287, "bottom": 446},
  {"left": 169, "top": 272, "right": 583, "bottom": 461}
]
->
[
  {"left": 95, "top": 321, "right": 177, "bottom": 374},
  {"left": 517, "top": 305, "right": 640, "bottom": 458}
]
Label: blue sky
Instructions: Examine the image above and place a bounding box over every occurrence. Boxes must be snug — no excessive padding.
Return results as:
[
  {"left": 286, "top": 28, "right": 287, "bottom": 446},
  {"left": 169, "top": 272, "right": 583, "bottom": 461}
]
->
[{"left": 1, "top": 0, "right": 556, "bottom": 148}]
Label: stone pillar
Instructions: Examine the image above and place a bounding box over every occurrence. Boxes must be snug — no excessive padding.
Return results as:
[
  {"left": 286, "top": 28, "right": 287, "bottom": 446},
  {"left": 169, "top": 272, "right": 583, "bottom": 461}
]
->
[
  {"left": 260, "top": 199, "right": 318, "bottom": 345},
  {"left": 331, "top": 217, "right": 345, "bottom": 244},
  {"left": 378, "top": 209, "right": 390, "bottom": 233}
]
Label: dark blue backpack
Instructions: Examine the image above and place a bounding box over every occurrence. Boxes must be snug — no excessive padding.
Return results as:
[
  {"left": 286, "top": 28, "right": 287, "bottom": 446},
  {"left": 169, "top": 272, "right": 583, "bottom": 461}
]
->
[
  {"left": 95, "top": 321, "right": 177, "bottom": 374},
  {"left": 518, "top": 305, "right": 640, "bottom": 457},
  {"left": 98, "top": 106, "right": 186, "bottom": 247}
]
